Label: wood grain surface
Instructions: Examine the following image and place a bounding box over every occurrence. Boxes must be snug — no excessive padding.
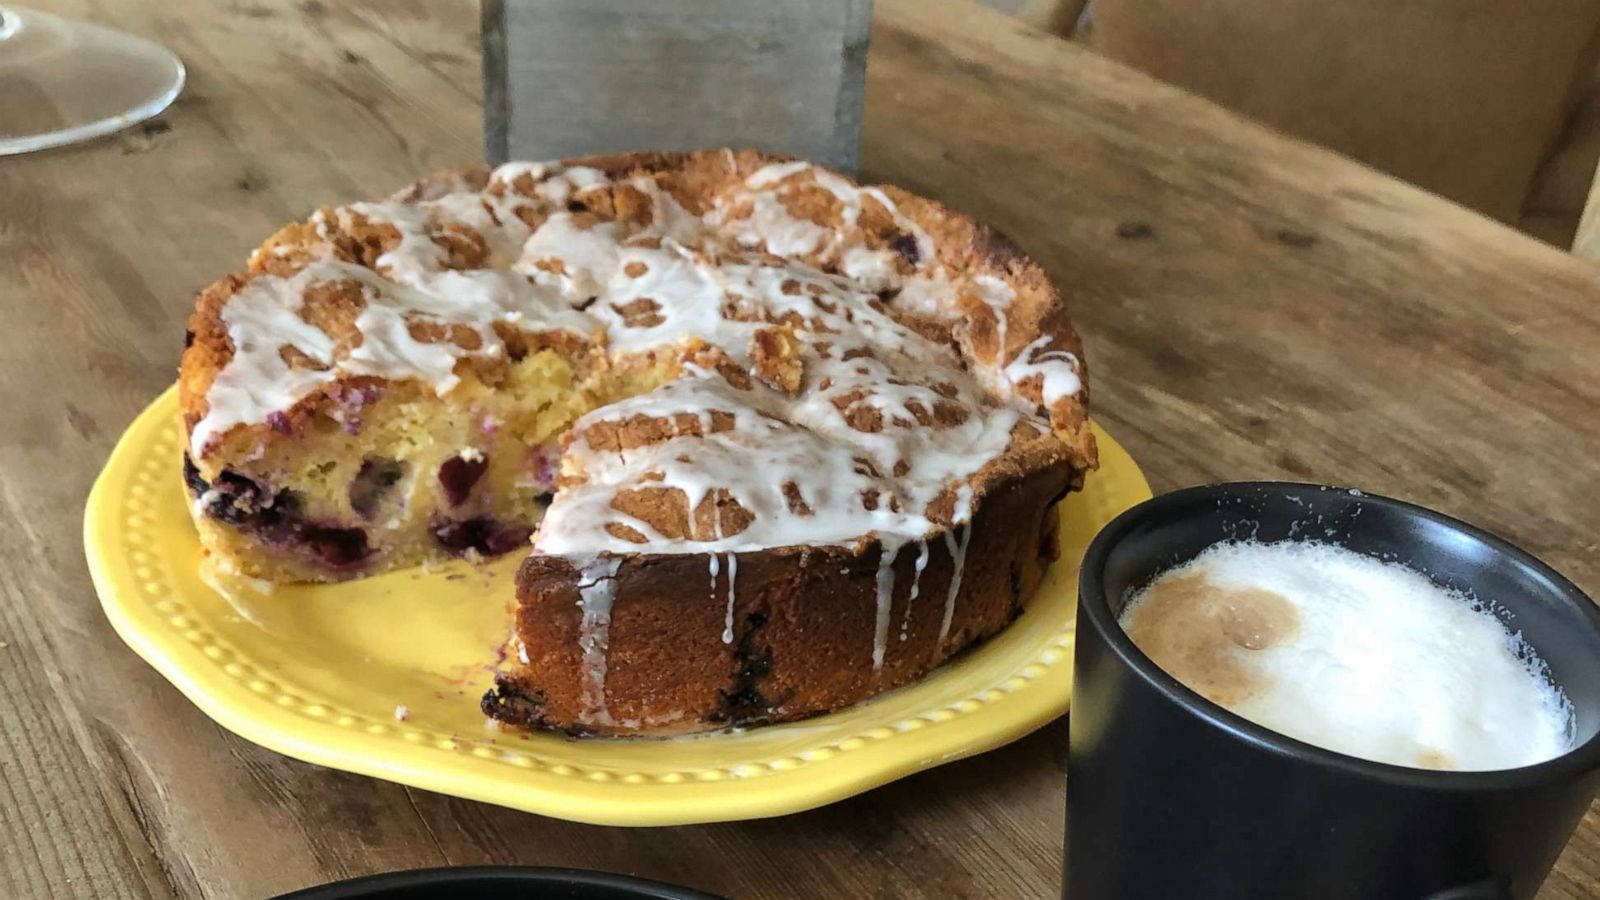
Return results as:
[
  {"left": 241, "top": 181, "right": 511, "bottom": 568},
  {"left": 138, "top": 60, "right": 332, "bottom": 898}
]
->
[{"left": 3, "top": 0, "right": 1598, "bottom": 897}]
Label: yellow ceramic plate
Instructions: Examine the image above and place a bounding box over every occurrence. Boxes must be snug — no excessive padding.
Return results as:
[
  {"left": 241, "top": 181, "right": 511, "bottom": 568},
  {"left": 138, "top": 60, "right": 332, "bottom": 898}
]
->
[{"left": 86, "top": 386, "right": 1150, "bottom": 826}]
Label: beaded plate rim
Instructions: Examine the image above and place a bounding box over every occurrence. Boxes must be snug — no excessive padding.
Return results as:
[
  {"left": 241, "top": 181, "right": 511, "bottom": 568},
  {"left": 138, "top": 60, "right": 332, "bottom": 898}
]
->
[{"left": 86, "top": 385, "right": 1151, "bottom": 826}]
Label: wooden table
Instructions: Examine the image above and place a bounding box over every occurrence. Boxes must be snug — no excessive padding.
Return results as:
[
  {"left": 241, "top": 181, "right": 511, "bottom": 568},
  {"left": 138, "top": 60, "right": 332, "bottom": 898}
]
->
[{"left": 4, "top": 0, "right": 1599, "bottom": 897}]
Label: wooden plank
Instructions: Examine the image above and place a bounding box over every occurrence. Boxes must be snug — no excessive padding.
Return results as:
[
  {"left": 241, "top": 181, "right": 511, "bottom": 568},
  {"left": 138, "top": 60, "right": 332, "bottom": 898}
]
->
[
  {"left": 483, "top": 0, "right": 870, "bottom": 171},
  {"left": 0, "top": 0, "right": 1596, "bottom": 897},
  {"left": 0, "top": 567, "right": 167, "bottom": 900}
]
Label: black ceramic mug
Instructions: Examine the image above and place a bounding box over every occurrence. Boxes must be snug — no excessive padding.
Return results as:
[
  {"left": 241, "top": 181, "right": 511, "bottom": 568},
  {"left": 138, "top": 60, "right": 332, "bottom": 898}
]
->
[{"left": 1067, "top": 483, "right": 1600, "bottom": 900}]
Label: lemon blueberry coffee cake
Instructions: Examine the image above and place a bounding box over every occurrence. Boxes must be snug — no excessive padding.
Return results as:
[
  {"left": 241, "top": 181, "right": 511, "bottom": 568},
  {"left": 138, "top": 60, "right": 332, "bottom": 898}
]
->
[{"left": 178, "top": 149, "right": 1096, "bottom": 735}]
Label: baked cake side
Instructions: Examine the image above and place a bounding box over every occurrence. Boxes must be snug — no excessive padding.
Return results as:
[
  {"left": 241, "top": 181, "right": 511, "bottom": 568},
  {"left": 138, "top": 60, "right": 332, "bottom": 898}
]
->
[
  {"left": 178, "top": 149, "right": 1096, "bottom": 734},
  {"left": 488, "top": 454, "right": 1074, "bottom": 734}
]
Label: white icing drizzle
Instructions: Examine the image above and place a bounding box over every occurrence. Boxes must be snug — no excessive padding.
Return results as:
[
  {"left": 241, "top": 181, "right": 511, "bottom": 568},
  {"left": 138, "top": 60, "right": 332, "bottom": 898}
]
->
[
  {"left": 534, "top": 247, "right": 1025, "bottom": 558},
  {"left": 939, "top": 484, "right": 975, "bottom": 644},
  {"left": 190, "top": 264, "right": 338, "bottom": 453},
  {"left": 940, "top": 524, "right": 972, "bottom": 645},
  {"left": 193, "top": 158, "right": 1090, "bottom": 700},
  {"left": 717, "top": 161, "right": 932, "bottom": 280},
  {"left": 722, "top": 553, "right": 739, "bottom": 645},
  {"left": 575, "top": 556, "right": 622, "bottom": 723},
  {"left": 189, "top": 257, "right": 595, "bottom": 453},
  {"left": 900, "top": 539, "right": 930, "bottom": 642},
  {"left": 892, "top": 272, "right": 955, "bottom": 320},
  {"left": 746, "top": 160, "right": 815, "bottom": 187},
  {"left": 1003, "top": 335, "right": 1084, "bottom": 410},
  {"left": 872, "top": 541, "right": 900, "bottom": 670},
  {"left": 192, "top": 163, "right": 637, "bottom": 455},
  {"left": 972, "top": 274, "right": 1013, "bottom": 363}
]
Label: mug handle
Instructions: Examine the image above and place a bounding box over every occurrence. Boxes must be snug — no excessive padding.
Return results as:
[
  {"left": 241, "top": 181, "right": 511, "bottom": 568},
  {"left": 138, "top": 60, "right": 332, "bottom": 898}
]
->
[{"left": 1424, "top": 876, "right": 1512, "bottom": 900}]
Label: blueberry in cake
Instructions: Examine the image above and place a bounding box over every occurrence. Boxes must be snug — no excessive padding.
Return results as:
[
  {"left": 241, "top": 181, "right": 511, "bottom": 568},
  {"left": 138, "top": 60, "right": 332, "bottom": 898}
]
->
[{"left": 179, "top": 150, "right": 1096, "bottom": 735}]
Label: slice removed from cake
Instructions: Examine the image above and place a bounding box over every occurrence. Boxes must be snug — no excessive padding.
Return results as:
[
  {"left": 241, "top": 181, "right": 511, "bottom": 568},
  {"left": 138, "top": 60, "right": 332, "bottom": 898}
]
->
[{"left": 178, "top": 150, "right": 1096, "bottom": 733}]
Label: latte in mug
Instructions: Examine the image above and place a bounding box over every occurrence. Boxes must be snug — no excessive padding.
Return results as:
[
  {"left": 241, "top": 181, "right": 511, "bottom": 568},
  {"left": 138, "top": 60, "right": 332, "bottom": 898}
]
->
[{"left": 1119, "top": 540, "right": 1573, "bottom": 771}]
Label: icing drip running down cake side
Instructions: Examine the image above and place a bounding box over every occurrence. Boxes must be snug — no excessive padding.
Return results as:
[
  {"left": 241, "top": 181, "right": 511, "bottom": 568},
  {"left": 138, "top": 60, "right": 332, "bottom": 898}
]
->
[{"left": 178, "top": 150, "right": 1097, "bottom": 735}]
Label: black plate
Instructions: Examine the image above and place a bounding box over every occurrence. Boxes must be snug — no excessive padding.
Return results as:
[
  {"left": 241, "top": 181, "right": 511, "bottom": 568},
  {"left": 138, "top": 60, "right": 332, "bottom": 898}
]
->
[{"left": 274, "top": 866, "right": 727, "bottom": 900}]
